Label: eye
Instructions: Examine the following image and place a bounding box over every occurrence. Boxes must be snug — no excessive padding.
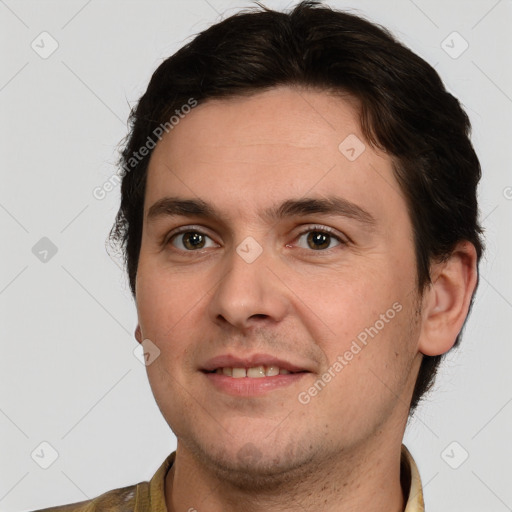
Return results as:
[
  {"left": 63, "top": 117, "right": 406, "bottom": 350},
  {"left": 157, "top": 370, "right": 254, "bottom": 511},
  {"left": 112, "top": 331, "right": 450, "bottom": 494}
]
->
[
  {"left": 169, "top": 230, "right": 218, "bottom": 251},
  {"left": 295, "top": 227, "right": 344, "bottom": 251}
]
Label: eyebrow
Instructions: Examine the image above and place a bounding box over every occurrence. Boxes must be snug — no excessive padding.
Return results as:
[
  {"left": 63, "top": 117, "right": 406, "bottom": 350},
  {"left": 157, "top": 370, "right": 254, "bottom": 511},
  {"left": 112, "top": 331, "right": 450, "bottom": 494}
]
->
[{"left": 146, "top": 196, "right": 376, "bottom": 227}]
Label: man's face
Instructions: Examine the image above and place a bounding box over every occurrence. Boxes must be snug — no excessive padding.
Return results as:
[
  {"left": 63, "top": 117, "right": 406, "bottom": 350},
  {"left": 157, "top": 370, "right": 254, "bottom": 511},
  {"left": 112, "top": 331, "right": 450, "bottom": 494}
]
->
[{"left": 135, "top": 87, "right": 424, "bottom": 481}]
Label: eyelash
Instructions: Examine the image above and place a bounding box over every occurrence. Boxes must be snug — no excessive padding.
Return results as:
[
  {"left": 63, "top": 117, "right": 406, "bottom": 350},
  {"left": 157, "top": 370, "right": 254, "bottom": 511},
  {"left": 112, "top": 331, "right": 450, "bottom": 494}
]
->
[
  {"left": 293, "top": 225, "right": 346, "bottom": 251},
  {"left": 165, "top": 225, "right": 347, "bottom": 253}
]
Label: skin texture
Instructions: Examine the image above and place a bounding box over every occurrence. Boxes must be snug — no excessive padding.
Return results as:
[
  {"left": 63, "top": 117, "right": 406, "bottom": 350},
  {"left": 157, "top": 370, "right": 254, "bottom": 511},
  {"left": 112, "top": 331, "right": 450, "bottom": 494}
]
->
[{"left": 134, "top": 86, "right": 478, "bottom": 512}]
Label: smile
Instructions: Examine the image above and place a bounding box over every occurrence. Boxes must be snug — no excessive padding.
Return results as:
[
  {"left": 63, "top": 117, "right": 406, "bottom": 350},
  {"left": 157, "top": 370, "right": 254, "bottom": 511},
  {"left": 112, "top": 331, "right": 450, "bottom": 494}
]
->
[{"left": 206, "top": 365, "right": 304, "bottom": 378}]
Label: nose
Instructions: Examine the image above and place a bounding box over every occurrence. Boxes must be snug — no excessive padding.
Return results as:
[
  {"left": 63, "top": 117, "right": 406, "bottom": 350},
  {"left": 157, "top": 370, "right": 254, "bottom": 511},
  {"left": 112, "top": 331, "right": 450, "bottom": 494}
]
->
[{"left": 207, "top": 244, "right": 290, "bottom": 331}]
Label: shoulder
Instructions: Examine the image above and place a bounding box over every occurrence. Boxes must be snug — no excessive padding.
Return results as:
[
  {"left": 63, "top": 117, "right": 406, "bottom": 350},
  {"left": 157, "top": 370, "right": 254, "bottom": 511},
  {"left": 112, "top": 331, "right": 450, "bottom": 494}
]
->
[
  {"left": 31, "top": 483, "right": 141, "bottom": 512},
  {"left": 30, "top": 452, "right": 175, "bottom": 512}
]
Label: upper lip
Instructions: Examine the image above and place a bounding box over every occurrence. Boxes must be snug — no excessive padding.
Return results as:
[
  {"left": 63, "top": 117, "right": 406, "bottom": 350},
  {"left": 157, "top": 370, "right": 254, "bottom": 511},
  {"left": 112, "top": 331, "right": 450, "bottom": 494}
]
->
[{"left": 201, "top": 353, "right": 311, "bottom": 373}]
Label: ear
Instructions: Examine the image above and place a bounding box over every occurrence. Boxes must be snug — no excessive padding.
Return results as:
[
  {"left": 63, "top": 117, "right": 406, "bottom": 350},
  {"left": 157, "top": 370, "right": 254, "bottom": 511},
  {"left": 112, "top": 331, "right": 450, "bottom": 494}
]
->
[
  {"left": 135, "top": 324, "right": 143, "bottom": 344},
  {"left": 418, "top": 241, "right": 478, "bottom": 357}
]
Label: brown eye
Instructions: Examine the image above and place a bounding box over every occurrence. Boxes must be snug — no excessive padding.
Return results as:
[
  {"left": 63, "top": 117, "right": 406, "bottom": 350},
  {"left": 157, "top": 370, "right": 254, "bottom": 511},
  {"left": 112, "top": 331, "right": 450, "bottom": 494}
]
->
[
  {"left": 307, "top": 231, "right": 331, "bottom": 250},
  {"left": 296, "top": 229, "right": 342, "bottom": 251},
  {"left": 183, "top": 232, "right": 205, "bottom": 250},
  {"left": 170, "top": 231, "right": 216, "bottom": 251}
]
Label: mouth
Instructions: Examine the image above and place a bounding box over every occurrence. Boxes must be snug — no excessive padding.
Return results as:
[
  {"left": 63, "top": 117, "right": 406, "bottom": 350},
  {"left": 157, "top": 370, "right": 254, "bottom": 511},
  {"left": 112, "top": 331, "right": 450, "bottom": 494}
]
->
[
  {"left": 201, "top": 357, "right": 311, "bottom": 397},
  {"left": 201, "top": 353, "right": 312, "bottom": 375},
  {"left": 203, "top": 365, "right": 308, "bottom": 378}
]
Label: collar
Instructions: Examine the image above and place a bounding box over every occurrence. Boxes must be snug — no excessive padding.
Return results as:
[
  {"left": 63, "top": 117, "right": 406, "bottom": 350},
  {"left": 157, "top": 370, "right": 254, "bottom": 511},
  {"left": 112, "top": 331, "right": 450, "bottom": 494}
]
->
[{"left": 401, "top": 444, "right": 425, "bottom": 511}]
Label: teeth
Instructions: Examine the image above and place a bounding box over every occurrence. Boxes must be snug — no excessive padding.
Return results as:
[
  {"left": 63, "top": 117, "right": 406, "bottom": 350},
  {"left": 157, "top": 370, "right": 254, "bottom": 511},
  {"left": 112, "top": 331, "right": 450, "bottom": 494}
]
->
[
  {"left": 232, "top": 367, "right": 246, "bottom": 378},
  {"left": 247, "top": 366, "right": 266, "bottom": 378},
  {"left": 212, "top": 365, "right": 297, "bottom": 377},
  {"left": 266, "top": 365, "right": 280, "bottom": 376}
]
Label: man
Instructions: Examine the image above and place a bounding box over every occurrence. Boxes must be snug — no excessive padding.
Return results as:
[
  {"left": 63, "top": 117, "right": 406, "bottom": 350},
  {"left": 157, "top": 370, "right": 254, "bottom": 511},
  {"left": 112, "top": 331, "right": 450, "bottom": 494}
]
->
[{"left": 35, "top": 1, "right": 483, "bottom": 511}]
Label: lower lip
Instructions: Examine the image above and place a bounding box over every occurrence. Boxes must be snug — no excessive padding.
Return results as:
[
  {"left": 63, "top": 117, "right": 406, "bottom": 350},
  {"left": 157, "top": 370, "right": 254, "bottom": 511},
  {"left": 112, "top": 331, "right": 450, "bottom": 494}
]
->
[{"left": 203, "top": 371, "right": 308, "bottom": 396}]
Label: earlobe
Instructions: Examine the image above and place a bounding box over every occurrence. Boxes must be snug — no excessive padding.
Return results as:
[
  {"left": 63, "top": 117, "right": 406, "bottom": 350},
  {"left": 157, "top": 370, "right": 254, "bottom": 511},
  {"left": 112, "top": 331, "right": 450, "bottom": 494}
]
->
[
  {"left": 418, "top": 241, "right": 478, "bottom": 357},
  {"left": 135, "top": 324, "right": 143, "bottom": 344}
]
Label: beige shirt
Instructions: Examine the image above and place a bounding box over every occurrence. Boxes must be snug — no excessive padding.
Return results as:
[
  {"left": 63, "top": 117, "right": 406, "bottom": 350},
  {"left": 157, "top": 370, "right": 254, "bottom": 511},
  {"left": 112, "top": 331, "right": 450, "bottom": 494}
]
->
[{"left": 34, "top": 444, "right": 424, "bottom": 511}]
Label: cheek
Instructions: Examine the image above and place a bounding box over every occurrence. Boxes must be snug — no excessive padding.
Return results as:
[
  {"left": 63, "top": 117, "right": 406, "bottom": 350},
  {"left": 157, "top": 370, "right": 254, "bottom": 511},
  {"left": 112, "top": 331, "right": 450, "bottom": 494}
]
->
[
  {"left": 136, "top": 262, "right": 205, "bottom": 338},
  {"left": 290, "top": 266, "right": 400, "bottom": 341},
  {"left": 294, "top": 263, "right": 418, "bottom": 400},
  {"left": 135, "top": 265, "right": 211, "bottom": 382},
  {"left": 315, "top": 297, "right": 420, "bottom": 427}
]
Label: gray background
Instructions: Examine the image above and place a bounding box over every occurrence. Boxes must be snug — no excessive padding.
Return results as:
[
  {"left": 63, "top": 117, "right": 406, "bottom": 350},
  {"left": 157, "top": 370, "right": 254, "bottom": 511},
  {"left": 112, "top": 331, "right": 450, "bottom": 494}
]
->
[{"left": 1, "top": 0, "right": 511, "bottom": 510}]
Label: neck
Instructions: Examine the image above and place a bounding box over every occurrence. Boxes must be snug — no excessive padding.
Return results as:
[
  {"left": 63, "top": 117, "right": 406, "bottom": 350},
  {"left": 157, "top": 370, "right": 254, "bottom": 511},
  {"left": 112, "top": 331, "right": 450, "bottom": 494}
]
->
[{"left": 165, "top": 434, "right": 406, "bottom": 512}]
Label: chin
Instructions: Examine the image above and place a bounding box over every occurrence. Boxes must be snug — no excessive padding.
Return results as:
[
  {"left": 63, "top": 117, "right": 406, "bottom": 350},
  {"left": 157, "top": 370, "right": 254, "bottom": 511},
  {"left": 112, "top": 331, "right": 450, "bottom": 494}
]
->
[{"left": 193, "top": 439, "right": 318, "bottom": 492}]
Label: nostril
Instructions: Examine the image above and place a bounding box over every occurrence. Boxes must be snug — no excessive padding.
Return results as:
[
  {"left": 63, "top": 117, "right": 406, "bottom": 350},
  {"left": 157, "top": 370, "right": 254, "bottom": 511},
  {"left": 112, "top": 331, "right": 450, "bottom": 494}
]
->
[{"left": 249, "top": 314, "right": 269, "bottom": 320}]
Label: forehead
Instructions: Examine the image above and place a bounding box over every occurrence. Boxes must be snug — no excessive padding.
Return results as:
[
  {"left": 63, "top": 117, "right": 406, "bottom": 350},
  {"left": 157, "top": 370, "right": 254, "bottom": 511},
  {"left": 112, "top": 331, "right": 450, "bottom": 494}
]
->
[
  {"left": 144, "top": 86, "right": 404, "bottom": 225},
  {"left": 154, "top": 87, "right": 363, "bottom": 159}
]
